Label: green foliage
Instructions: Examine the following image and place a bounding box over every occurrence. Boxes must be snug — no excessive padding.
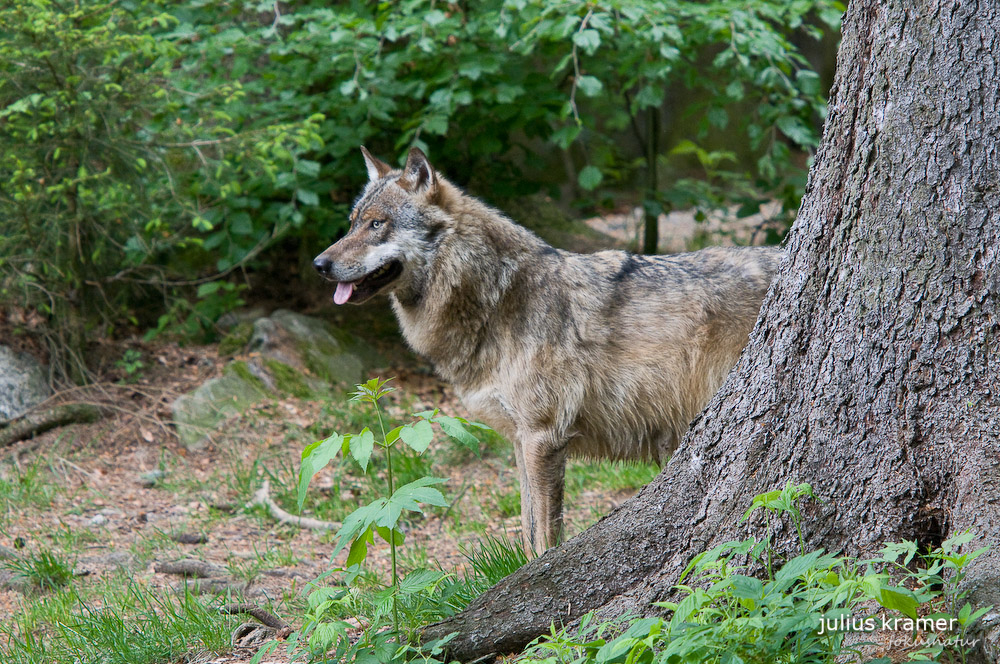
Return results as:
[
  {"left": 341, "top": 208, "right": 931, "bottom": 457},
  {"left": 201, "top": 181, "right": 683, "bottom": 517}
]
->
[
  {"left": 172, "top": 0, "right": 841, "bottom": 213},
  {"left": 522, "top": 484, "right": 992, "bottom": 664},
  {"left": 4, "top": 0, "right": 841, "bottom": 372},
  {"left": 114, "top": 349, "right": 146, "bottom": 383},
  {"left": 287, "top": 377, "right": 497, "bottom": 662},
  {"left": 0, "top": 0, "right": 321, "bottom": 378},
  {"left": 3, "top": 549, "right": 75, "bottom": 592}
]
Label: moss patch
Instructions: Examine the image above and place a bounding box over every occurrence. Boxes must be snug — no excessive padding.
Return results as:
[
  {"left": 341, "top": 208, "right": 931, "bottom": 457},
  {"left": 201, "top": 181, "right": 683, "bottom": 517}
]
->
[
  {"left": 218, "top": 322, "right": 254, "bottom": 357},
  {"left": 264, "top": 358, "right": 314, "bottom": 399}
]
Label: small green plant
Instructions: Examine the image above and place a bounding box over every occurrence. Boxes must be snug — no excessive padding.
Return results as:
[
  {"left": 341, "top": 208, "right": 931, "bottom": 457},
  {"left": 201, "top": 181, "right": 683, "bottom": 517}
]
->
[
  {"left": 272, "top": 377, "right": 491, "bottom": 663},
  {"left": 451, "top": 534, "right": 529, "bottom": 609},
  {"left": 114, "top": 349, "right": 146, "bottom": 383},
  {"left": 3, "top": 549, "right": 75, "bottom": 591},
  {"left": 522, "top": 482, "right": 992, "bottom": 664}
]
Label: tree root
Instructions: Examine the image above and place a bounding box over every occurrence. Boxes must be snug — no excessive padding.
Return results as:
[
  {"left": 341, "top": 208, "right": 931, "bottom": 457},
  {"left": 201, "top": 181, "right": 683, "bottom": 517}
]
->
[
  {"left": 154, "top": 558, "right": 227, "bottom": 578},
  {"left": 221, "top": 602, "right": 291, "bottom": 631},
  {"left": 223, "top": 603, "right": 294, "bottom": 645},
  {"left": 247, "top": 480, "right": 340, "bottom": 531},
  {"left": 0, "top": 404, "right": 101, "bottom": 448}
]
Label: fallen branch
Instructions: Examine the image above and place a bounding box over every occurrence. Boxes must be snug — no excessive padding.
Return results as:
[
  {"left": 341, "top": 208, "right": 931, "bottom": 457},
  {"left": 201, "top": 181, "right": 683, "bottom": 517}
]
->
[
  {"left": 154, "top": 559, "right": 227, "bottom": 578},
  {"left": 247, "top": 480, "right": 340, "bottom": 531},
  {"left": 0, "top": 404, "right": 102, "bottom": 448},
  {"left": 220, "top": 603, "right": 291, "bottom": 631}
]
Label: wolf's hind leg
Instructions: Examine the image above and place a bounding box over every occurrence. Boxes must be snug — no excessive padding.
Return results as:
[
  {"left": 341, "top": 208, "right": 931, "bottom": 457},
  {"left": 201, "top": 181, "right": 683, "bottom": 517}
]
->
[{"left": 515, "top": 432, "right": 568, "bottom": 556}]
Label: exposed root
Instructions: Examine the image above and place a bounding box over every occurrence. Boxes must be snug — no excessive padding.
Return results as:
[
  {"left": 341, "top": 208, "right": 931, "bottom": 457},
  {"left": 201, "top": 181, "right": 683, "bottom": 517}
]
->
[
  {"left": 154, "top": 559, "right": 227, "bottom": 578},
  {"left": 247, "top": 479, "right": 341, "bottom": 531},
  {"left": 0, "top": 404, "right": 101, "bottom": 448}
]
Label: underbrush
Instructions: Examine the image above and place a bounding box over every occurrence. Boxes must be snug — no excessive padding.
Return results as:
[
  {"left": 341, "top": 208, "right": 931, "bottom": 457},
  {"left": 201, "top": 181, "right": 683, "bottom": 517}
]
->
[
  {"left": 264, "top": 382, "right": 993, "bottom": 664},
  {"left": 522, "top": 486, "right": 990, "bottom": 664}
]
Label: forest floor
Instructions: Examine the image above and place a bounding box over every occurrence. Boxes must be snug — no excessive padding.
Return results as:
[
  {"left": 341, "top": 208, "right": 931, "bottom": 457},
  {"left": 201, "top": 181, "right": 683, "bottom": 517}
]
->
[
  {"left": 0, "top": 297, "right": 661, "bottom": 663},
  {"left": 0, "top": 204, "right": 781, "bottom": 662}
]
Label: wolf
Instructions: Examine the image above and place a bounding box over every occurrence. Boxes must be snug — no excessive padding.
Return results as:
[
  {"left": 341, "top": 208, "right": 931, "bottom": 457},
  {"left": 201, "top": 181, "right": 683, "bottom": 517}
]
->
[{"left": 313, "top": 147, "right": 781, "bottom": 555}]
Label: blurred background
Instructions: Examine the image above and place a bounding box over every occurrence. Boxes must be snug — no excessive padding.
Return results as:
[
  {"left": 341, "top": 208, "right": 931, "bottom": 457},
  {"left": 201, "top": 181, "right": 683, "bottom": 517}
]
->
[{"left": 1, "top": 0, "right": 843, "bottom": 384}]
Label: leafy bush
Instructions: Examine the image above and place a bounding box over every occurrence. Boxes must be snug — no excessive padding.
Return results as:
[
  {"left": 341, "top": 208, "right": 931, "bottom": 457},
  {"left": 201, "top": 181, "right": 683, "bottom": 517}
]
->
[
  {"left": 170, "top": 0, "right": 842, "bottom": 250},
  {"left": 0, "top": 0, "right": 320, "bottom": 379}
]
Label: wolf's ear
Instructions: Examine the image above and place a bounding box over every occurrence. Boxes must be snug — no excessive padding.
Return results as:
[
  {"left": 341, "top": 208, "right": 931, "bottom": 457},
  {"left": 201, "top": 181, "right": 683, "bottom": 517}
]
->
[
  {"left": 360, "top": 146, "right": 392, "bottom": 182},
  {"left": 398, "top": 147, "right": 437, "bottom": 195}
]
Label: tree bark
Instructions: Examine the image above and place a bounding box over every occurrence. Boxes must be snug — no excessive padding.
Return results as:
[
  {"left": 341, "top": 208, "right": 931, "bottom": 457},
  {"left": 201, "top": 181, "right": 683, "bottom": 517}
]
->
[{"left": 423, "top": 0, "right": 1000, "bottom": 660}]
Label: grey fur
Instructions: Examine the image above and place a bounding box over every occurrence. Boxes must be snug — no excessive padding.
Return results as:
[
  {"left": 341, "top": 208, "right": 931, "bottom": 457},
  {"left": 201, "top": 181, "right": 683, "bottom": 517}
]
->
[{"left": 314, "top": 147, "right": 781, "bottom": 554}]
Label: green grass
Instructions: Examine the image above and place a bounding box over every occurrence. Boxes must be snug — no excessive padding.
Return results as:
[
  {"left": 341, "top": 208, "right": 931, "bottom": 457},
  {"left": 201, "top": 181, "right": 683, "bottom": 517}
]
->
[
  {"left": 451, "top": 533, "right": 529, "bottom": 608},
  {"left": 565, "top": 458, "right": 660, "bottom": 500},
  {"left": 0, "top": 579, "right": 239, "bottom": 664},
  {"left": 2, "top": 549, "right": 75, "bottom": 592},
  {"left": 0, "top": 458, "right": 58, "bottom": 515}
]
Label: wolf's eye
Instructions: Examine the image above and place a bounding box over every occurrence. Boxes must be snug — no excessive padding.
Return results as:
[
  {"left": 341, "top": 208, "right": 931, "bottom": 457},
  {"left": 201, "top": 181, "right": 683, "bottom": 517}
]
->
[{"left": 371, "top": 219, "right": 383, "bottom": 229}]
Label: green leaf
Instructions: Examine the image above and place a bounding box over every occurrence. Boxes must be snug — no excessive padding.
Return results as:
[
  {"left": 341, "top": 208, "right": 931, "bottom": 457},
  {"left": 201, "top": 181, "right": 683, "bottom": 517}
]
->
[
  {"left": 572, "top": 29, "right": 601, "bottom": 55},
  {"left": 296, "top": 188, "right": 319, "bottom": 206},
  {"left": 375, "top": 526, "right": 404, "bottom": 546},
  {"left": 350, "top": 427, "right": 375, "bottom": 473},
  {"left": 796, "top": 70, "right": 821, "bottom": 96},
  {"left": 298, "top": 433, "right": 344, "bottom": 510},
  {"left": 776, "top": 116, "right": 817, "bottom": 148},
  {"left": 399, "top": 420, "right": 434, "bottom": 453},
  {"left": 399, "top": 569, "right": 446, "bottom": 594},
  {"left": 707, "top": 107, "right": 729, "bottom": 129},
  {"left": 345, "top": 529, "right": 371, "bottom": 567},
  {"left": 578, "top": 165, "right": 603, "bottom": 191},
  {"left": 296, "top": 159, "right": 321, "bottom": 177},
  {"left": 424, "top": 10, "right": 446, "bottom": 26},
  {"left": 434, "top": 415, "right": 480, "bottom": 453},
  {"left": 550, "top": 125, "right": 582, "bottom": 149},
  {"left": 230, "top": 212, "right": 253, "bottom": 235},
  {"left": 879, "top": 587, "right": 920, "bottom": 620},
  {"left": 332, "top": 498, "right": 386, "bottom": 558},
  {"left": 776, "top": 549, "right": 824, "bottom": 581},
  {"left": 730, "top": 575, "right": 764, "bottom": 600},
  {"left": 380, "top": 477, "right": 448, "bottom": 529},
  {"left": 576, "top": 75, "right": 602, "bottom": 97}
]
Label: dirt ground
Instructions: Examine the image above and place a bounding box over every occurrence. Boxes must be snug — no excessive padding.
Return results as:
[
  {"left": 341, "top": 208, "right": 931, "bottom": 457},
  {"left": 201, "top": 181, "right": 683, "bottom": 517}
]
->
[{"left": 0, "top": 297, "right": 649, "bottom": 663}]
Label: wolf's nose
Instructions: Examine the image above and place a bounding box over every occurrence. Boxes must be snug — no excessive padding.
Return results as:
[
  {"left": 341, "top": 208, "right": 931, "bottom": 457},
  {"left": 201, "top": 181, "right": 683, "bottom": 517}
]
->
[{"left": 313, "top": 256, "right": 332, "bottom": 276}]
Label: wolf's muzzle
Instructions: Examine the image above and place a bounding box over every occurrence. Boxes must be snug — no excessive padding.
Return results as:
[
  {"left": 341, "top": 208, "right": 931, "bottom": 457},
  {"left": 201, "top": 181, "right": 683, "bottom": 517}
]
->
[{"left": 313, "top": 256, "right": 334, "bottom": 278}]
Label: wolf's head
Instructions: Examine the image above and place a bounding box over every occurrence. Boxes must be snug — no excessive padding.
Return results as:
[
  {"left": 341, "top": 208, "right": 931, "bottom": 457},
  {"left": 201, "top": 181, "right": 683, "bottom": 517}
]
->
[{"left": 313, "top": 147, "right": 446, "bottom": 305}]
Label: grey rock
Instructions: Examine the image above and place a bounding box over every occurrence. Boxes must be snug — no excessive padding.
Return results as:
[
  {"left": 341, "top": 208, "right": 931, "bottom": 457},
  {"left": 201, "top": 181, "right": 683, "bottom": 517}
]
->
[
  {"left": 138, "top": 469, "right": 165, "bottom": 487},
  {"left": 0, "top": 345, "right": 51, "bottom": 420},
  {"left": 89, "top": 514, "right": 108, "bottom": 527},
  {"left": 171, "top": 363, "right": 270, "bottom": 448},
  {"left": 171, "top": 310, "right": 381, "bottom": 448},
  {"left": 248, "top": 309, "right": 381, "bottom": 386}
]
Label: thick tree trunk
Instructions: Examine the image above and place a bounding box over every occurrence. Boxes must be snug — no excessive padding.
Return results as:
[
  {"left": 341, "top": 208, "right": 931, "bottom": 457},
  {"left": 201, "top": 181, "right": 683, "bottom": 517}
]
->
[{"left": 423, "top": 0, "right": 1000, "bottom": 660}]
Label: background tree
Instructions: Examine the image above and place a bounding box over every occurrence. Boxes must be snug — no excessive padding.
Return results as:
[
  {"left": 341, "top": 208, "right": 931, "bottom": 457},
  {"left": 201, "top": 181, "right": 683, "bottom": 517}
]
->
[{"left": 422, "top": 0, "right": 1000, "bottom": 659}]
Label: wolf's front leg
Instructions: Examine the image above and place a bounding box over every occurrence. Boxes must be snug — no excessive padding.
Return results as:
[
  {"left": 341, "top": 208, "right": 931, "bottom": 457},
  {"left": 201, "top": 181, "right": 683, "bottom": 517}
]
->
[{"left": 515, "top": 432, "right": 568, "bottom": 556}]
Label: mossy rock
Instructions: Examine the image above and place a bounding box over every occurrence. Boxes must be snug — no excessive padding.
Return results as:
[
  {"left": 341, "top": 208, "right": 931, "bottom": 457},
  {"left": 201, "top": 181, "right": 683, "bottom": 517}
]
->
[
  {"left": 217, "top": 321, "right": 254, "bottom": 357},
  {"left": 248, "top": 309, "right": 381, "bottom": 387},
  {"left": 172, "top": 310, "right": 382, "bottom": 448},
  {"left": 171, "top": 362, "right": 271, "bottom": 448}
]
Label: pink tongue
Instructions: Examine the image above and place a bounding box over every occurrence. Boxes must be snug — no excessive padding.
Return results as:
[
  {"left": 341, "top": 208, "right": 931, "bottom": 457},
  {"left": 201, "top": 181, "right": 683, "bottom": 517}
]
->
[{"left": 333, "top": 282, "right": 354, "bottom": 305}]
